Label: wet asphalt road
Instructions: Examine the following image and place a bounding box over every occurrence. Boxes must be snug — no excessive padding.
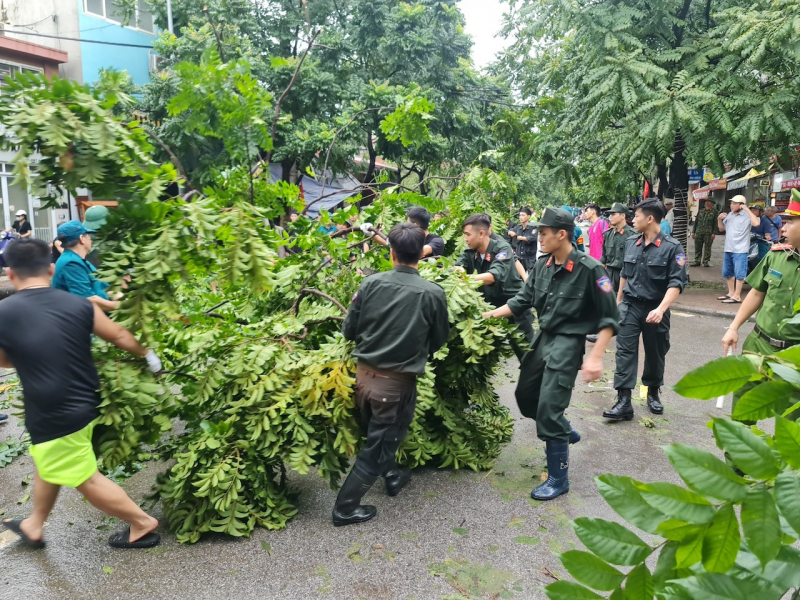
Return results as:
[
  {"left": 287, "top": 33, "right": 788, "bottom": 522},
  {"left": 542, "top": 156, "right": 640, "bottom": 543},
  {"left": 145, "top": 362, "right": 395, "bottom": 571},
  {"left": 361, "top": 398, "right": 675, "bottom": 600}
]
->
[{"left": 0, "top": 311, "right": 750, "bottom": 600}]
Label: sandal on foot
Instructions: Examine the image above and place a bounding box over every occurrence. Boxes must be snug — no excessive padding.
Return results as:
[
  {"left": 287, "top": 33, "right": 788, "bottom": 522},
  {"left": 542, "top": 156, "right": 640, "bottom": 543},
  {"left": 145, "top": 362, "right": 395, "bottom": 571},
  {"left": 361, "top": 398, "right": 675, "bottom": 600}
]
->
[
  {"left": 108, "top": 527, "right": 160, "bottom": 549},
  {"left": 721, "top": 298, "right": 741, "bottom": 304},
  {"left": 2, "top": 518, "right": 45, "bottom": 549},
  {"left": 717, "top": 295, "right": 732, "bottom": 300}
]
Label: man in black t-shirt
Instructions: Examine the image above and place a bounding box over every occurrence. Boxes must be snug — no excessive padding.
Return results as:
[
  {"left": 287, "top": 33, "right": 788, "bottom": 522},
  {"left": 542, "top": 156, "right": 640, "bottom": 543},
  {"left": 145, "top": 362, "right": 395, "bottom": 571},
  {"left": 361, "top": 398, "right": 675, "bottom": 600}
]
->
[
  {"left": 0, "top": 238, "right": 164, "bottom": 550},
  {"left": 362, "top": 206, "right": 445, "bottom": 259},
  {"left": 7, "top": 209, "right": 32, "bottom": 238}
]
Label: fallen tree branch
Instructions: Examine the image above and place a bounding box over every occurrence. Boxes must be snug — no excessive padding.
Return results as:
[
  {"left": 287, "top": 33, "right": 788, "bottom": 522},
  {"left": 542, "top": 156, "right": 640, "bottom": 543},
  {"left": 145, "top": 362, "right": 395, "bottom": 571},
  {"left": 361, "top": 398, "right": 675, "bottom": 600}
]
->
[
  {"left": 299, "top": 287, "right": 348, "bottom": 314},
  {"left": 143, "top": 125, "right": 196, "bottom": 192}
]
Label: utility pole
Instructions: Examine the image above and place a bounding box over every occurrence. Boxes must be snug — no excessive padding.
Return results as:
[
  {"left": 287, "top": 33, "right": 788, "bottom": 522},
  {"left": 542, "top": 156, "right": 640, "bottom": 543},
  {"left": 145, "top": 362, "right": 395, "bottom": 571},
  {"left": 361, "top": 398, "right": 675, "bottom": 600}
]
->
[{"left": 166, "top": 0, "right": 174, "bottom": 33}]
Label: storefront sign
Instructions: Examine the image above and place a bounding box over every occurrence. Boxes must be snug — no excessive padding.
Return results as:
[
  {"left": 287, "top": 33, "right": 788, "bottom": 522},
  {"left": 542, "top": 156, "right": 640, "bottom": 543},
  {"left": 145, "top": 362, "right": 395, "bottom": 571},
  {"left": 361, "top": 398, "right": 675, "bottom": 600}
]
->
[
  {"left": 688, "top": 168, "right": 702, "bottom": 184},
  {"left": 780, "top": 178, "right": 800, "bottom": 191},
  {"left": 692, "top": 187, "right": 710, "bottom": 200},
  {"left": 708, "top": 179, "right": 728, "bottom": 190}
]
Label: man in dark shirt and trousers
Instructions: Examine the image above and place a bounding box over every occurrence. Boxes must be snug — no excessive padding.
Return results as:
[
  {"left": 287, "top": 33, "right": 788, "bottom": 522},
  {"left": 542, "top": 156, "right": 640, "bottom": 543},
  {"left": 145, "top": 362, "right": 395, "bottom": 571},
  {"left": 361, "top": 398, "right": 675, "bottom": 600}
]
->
[
  {"left": 484, "top": 208, "right": 619, "bottom": 500},
  {"left": 456, "top": 214, "right": 535, "bottom": 356},
  {"left": 362, "top": 206, "right": 445, "bottom": 258},
  {"left": 0, "top": 239, "right": 163, "bottom": 549},
  {"left": 604, "top": 199, "right": 688, "bottom": 420},
  {"left": 335, "top": 223, "right": 450, "bottom": 526},
  {"left": 601, "top": 203, "right": 636, "bottom": 292},
  {"left": 509, "top": 207, "right": 538, "bottom": 272}
]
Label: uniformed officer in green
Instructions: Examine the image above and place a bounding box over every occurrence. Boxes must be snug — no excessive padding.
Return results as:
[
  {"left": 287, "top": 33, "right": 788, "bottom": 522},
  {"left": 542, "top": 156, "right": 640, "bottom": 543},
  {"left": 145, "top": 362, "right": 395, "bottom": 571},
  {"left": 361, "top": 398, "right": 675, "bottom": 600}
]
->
[
  {"left": 601, "top": 203, "right": 635, "bottom": 293},
  {"left": 604, "top": 198, "right": 688, "bottom": 420},
  {"left": 508, "top": 207, "right": 538, "bottom": 272},
  {"left": 692, "top": 198, "right": 719, "bottom": 267},
  {"left": 335, "top": 223, "right": 450, "bottom": 526},
  {"left": 457, "top": 214, "right": 534, "bottom": 352},
  {"left": 722, "top": 195, "right": 800, "bottom": 421},
  {"left": 484, "top": 208, "right": 619, "bottom": 501}
]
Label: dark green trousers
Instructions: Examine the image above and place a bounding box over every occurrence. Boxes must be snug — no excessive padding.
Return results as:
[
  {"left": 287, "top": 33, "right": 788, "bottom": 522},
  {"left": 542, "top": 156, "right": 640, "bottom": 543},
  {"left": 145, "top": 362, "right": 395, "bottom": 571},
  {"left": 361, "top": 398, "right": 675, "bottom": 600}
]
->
[
  {"left": 607, "top": 267, "right": 622, "bottom": 293},
  {"left": 515, "top": 331, "right": 584, "bottom": 442},
  {"left": 614, "top": 299, "right": 671, "bottom": 390}
]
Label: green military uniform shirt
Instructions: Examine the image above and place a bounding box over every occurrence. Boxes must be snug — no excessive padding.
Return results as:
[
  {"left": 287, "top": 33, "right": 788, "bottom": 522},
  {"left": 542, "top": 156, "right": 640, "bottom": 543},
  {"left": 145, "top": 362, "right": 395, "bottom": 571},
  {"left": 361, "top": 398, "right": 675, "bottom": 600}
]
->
[
  {"left": 508, "top": 249, "right": 620, "bottom": 337},
  {"left": 511, "top": 223, "right": 538, "bottom": 259},
  {"left": 343, "top": 266, "right": 450, "bottom": 374},
  {"left": 621, "top": 232, "right": 688, "bottom": 301},
  {"left": 693, "top": 207, "right": 719, "bottom": 235},
  {"left": 601, "top": 225, "right": 636, "bottom": 269},
  {"left": 456, "top": 236, "right": 522, "bottom": 307},
  {"left": 745, "top": 245, "right": 800, "bottom": 342}
]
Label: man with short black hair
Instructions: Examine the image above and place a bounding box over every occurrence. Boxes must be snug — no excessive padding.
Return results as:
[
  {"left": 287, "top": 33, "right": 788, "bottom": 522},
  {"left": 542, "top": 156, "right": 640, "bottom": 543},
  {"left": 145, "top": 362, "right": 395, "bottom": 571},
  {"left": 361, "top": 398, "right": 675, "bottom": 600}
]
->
[
  {"left": 601, "top": 203, "right": 635, "bottom": 293},
  {"left": 584, "top": 203, "right": 608, "bottom": 260},
  {"left": 603, "top": 198, "right": 688, "bottom": 420},
  {"left": 484, "top": 207, "right": 619, "bottom": 500},
  {"left": 0, "top": 238, "right": 163, "bottom": 549},
  {"left": 509, "top": 207, "right": 538, "bottom": 271},
  {"left": 334, "top": 223, "right": 449, "bottom": 526},
  {"left": 406, "top": 206, "right": 445, "bottom": 257},
  {"left": 457, "top": 214, "right": 534, "bottom": 354}
]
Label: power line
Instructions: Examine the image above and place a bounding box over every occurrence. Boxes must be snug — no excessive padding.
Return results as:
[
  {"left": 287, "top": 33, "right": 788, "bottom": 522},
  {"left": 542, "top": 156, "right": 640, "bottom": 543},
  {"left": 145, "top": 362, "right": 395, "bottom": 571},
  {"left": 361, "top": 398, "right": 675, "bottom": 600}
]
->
[{"left": 6, "top": 29, "right": 155, "bottom": 49}]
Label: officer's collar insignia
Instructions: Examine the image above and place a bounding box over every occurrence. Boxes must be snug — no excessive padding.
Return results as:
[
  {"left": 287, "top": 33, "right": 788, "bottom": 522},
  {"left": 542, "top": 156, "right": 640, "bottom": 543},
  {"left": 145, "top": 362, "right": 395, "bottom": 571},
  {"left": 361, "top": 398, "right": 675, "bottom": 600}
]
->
[
  {"left": 546, "top": 256, "right": 553, "bottom": 267},
  {"left": 596, "top": 276, "right": 612, "bottom": 293},
  {"left": 565, "top": 260, "right": 574, "bottom": 272},
  {"left": 675, "top": 253, "right": 686, "bottom": 267},
  {"left": 772, "top": 243, "right": 793, "bottom": 252},
  {"left": 636, "top": 237, "right": 643, "bottom": 246},
  {"left": 486, "top": 253, "right": 492, "bottom": 262},
  {"left": 654, "top": 237, "right": 662, "bottom": 247}
]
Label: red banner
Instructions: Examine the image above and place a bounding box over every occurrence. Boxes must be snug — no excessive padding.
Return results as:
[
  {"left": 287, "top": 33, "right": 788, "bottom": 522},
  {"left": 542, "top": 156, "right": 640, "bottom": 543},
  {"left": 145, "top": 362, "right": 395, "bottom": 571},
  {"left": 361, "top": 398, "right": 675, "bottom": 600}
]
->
[
  {"left": 692, "top": 187, "right": 710, "bottom": 200},
  {"left": 780, "top": 178, "right": 800, "bottom": 191}
]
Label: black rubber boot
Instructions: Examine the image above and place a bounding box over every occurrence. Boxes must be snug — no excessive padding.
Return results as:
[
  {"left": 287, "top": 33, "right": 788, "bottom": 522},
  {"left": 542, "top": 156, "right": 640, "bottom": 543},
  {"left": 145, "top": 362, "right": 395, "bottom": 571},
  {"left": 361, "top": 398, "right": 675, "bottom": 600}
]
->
[
  {"left": 647, "top": 387, "right": 664, "bottom": 414},
  {"left": 565, "top": 420, "right": 580, "bottom": 444},
  {"left": 585, "top": 334, "right": 598, "bottom": 343},
  {"left": 531, "top": 441, "right": 569, "bottom": 501},
  {"left": 332, "top": 467, "right": 378, "bottom": 527},
  {"left": 384, "top": 467, "right": 412, "bottom": 497},
  {"left": 603, "top": 389, "right": 634, "bottom": 421},
  {"left": 0, "top": 414, "right": 7, "bottom": 422}
]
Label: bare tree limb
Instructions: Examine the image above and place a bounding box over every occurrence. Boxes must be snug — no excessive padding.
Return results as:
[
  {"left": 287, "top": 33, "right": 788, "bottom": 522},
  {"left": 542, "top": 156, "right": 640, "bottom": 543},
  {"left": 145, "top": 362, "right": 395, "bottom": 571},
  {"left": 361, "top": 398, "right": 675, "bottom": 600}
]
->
[
  {"left": 299, "top": 288, "right": 348, "bottom": 314},
  {"left": 143, "top": 125, "right": 196, "bottom": 192}
]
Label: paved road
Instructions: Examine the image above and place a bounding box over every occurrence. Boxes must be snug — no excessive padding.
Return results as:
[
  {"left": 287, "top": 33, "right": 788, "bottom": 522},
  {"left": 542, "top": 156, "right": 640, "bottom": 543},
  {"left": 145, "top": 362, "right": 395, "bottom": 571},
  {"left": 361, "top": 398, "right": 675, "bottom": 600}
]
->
[{"left": 0, "top": 313, "right": 751, "bottom": 600}]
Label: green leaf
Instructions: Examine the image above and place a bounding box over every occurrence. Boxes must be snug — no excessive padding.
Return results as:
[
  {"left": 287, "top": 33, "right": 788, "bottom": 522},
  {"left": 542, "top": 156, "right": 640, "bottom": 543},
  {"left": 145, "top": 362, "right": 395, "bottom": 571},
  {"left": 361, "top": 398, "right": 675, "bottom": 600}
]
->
[
  {"left": 560, "top": 551, "right": 625, "bottom": 591},
  {"left": 674, "top": 573, "right": 776, "bottom": 599},
  {"left": 774, "top": 416, "right": 800, "bottom": 469},
  {"left": 545, "top": 581, "right": 604, "bottom": 600},
  {"left": 673, "top": 356, "right": 758, "bottom": 400},
  {"left": 636, "top": 482, "right": 715, "bottom": 525},
  {"left": 653, "top": 541, "right": 693, "bottom": 592},
  {"left": 733, "top": 546, "right": 800, "bottom": 591},
  {"left": 701, "top": 504, "right": 740, "bottom": 573},
  {"left": 741, "top": 486, "right": 781, "bottom": 569},
  {"left": 657, "top": 519, "right": 705, "bottom": 542},
  {"left": 596, "top": 475, "right": 666, "bottom": 534},
  {"left": 572, "top": 518, "right": 653, "bottom": 566},
  {"left": 623, "top": 564, "right": 654, "bottom": 600},
  {"left": 675, "top": 530, "right": 705, "bottom": 569},
  {"left": 711, "top": 419, "right": 782, "bottom": 480},
  {"left": 662, "top": 444, "right": 747, "bottom": 502},
  {"left": 732, "top": 381, "right": 794, "bottom": 422},
  {"left": 768, "top": 361, "right": 800, "bottom": 387},
  {"left": 774, "top": 471, "right": 800, "bottom": 537}
]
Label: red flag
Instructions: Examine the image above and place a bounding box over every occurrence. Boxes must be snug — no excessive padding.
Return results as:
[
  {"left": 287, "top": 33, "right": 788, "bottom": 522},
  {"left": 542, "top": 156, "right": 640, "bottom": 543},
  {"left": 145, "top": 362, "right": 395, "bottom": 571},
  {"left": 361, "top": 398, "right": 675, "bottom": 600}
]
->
[{"left": 643, "top": 181, "right": 650, "bottom": 199}]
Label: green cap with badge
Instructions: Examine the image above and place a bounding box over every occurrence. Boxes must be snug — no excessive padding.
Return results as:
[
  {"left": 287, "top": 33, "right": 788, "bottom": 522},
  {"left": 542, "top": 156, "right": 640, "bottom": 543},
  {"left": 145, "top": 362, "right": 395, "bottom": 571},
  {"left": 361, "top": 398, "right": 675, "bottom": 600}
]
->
[
  {"left": 531, "top": 207, "right": 575, "bottom": 231},
  {"left": 608, "top": 202, "right": 628, "bottom": 215}
]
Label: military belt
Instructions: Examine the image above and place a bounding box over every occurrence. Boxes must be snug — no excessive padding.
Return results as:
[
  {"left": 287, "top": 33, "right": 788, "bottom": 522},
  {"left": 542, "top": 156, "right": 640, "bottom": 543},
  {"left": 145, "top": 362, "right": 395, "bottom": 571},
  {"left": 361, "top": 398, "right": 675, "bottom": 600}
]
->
[
  {"left": 754, "top": 325, "right": 799, "bottom": 350},
  {"left": 357, "top": 363, "right": 417, "bottom": 382}
]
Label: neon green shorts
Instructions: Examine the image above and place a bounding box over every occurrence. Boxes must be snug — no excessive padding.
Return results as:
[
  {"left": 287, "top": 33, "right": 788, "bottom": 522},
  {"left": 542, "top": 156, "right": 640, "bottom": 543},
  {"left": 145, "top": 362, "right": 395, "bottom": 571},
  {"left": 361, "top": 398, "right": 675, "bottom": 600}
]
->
[{"left": 29, "top": 420, "right": 99, "bottom": 488}]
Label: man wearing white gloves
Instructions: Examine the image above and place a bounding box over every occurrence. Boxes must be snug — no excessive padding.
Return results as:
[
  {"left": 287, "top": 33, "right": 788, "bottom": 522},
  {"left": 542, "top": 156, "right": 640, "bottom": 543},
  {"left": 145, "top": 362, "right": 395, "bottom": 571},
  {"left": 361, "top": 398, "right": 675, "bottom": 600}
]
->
[{"left": 0, "top": 238, "right": 164, "bottom": 550}]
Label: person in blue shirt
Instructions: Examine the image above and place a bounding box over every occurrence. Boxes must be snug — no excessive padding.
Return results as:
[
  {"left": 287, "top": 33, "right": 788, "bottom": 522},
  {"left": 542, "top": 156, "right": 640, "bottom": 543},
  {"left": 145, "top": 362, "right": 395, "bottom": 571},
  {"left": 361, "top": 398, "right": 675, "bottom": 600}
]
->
[
  {"left": 764, "top": 205, "right": 783, "bottom": 242},
  {"left": 749, "top": 204, "right": 774, "bottom": 261},
  {"left": 659, "top": 219, "right": 672, "bottom": 236},
  {"left": 52, "top": 221, "right": 119, "bottom": 312}
]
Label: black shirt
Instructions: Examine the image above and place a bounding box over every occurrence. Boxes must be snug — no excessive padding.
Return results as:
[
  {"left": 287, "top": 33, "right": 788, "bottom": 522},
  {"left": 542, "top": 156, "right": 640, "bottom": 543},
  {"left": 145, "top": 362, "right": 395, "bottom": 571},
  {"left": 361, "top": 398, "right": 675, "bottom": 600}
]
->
[
  {"left": 12, "top": 220, "right": 32, "bottom": 236},
  {"left": 621, "top": 232, "right": 688, "bottom": 302},
  {"left": 0, "top": 288, "right": 100, "bottom": 444},
  {"left": 343, "top": 266, "right": 450, "bottom": 374},
  {"left": 424, "top": 232, "right": 445, "bottom": 257}
]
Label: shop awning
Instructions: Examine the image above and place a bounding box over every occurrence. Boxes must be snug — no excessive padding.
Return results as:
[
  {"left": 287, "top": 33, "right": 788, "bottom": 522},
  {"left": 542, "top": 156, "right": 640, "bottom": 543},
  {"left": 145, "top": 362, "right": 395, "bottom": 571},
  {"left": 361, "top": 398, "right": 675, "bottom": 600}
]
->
[
  {"left": 727, "top": 168, "right": 765, "bottom": 190},
  {"left": 692, "top": 186, "right": 710, "bottom": 200}
]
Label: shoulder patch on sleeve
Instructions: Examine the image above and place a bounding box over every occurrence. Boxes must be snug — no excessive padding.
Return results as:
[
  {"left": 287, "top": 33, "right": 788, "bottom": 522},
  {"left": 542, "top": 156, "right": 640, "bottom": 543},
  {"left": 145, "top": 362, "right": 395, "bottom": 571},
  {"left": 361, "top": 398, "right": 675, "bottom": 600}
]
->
[
  {"left": 495, "top": 251, "right": 508, "bottom": 260},
  {"left": 351, "top": 292, "right": 358, "bottom": 303},
  {"left": 596, "top": 276, "right": 612, "bottom": 293},
  {"left": 675, "top": 253, "right": 686, "bottom": 267}
]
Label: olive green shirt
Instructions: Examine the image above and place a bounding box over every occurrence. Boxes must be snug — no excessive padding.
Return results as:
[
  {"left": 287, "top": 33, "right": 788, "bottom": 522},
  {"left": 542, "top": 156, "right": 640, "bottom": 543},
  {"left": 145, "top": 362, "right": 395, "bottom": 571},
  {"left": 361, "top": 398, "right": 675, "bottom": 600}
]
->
[
  {"left": 693, "top": 207, "right": 719, "bottom": 235},
  {"left": 746, "top": 246, "right": 800, "bottom": 341},
  {"left": 621, "top": 232, "right": 688, "bottom": 302},
  {"left": 508, "top": 249, "right": 620, "bottom": 336},
  {"left": 343, "top": 265, "right": 450, "bottom": 375},
  {"left": 601, "top": 225, "right": 636, "bottom": 270},
  {"left": 456, "top": 236, "right": 522, "bottom": 307}
]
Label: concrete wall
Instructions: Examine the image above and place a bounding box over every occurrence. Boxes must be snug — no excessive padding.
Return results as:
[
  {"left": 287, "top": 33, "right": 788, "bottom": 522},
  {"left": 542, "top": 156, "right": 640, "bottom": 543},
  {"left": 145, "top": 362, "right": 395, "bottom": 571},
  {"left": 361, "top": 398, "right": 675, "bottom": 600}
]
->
[
  {"left": 2, "top": 0, "right": 83, "bottom": 82},
  {"left": 78, "top": 1, "right": 156, "bottom": 86}
]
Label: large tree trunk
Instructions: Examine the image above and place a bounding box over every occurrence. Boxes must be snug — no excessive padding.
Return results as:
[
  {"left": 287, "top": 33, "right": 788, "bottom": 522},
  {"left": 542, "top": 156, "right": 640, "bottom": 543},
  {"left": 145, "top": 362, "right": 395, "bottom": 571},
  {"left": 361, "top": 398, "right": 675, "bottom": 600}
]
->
[
  {"left": 656, "top": 162, "right": 668, "bottom": 200},
  {"left": 361, "top": 131, "right": 378, "bottom": 205},
  {"left": 669, "top": 133, "right": 689, "bottom": 250}
]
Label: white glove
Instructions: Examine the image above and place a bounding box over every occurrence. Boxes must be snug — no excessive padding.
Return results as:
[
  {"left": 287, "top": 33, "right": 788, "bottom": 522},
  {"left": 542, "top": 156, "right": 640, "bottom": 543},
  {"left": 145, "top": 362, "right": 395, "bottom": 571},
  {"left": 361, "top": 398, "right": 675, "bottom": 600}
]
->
[
  {"left": 359, "top": 223, "right": 373, "bottom": 234},
  {"left": 144, "top": 350, "right": 162, "bottom": 373}
]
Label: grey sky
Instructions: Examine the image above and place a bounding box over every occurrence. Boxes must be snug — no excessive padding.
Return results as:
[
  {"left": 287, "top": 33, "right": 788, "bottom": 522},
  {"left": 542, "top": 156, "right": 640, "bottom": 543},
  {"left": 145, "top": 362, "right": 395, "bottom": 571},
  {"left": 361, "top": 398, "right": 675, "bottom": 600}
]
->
[{"left": 459, "top": 0, "right": 510, "bottom": 69}]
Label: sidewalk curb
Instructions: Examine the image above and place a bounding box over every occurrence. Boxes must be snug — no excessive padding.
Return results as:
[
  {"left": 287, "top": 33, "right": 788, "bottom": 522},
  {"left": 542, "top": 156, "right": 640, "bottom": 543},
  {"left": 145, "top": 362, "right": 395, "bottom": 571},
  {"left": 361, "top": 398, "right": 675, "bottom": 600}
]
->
[{"left": 672, "top": 302, "right": 754, "bottom": 322}]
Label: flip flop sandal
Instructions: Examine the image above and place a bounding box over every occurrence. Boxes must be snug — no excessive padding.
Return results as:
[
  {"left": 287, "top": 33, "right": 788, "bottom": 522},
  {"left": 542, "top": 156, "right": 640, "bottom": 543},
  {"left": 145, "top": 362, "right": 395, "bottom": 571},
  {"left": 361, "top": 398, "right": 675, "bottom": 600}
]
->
[
  {"left": 721, "top": 298, "right": 741, "bottom": 304},
  {"left": 717, "top": 295, "right": 732, "bottom": 300},
  {"left": 108, "top": 527, "right": 161, "bottom": 549},
  {"left": 2, "top": 518, "right": 45, "bottom": 549}
]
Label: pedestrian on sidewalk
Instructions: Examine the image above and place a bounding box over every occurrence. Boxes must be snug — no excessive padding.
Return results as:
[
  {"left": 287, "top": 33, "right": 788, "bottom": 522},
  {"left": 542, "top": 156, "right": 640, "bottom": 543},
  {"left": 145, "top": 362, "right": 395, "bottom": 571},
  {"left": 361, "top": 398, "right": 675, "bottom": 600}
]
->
[
  {"left": 722, "top": 197, "right": 800, "bottom": 421},
  {"left": 584, "top": 203, "right": 608, "bottom": 260},
  {"left": 601, "top": 203, "right": 636, "bottom": 293},
  {"left": 0, "top": 238, "right": 163, "bottom": 549},
  {"left": 664, "top": 199, "right": 675, "bottom": 232},
  {"left": 717, "top": 196, "right": 760, "bottom": 304},
  {"left": 764, "top": 206, "right": 783, "bottom": 242},
  {"left": 483, "top": 207, "right": 619, "bottom": 501},
  {"left": 333, "top": 223, "right": 449, "bottom": 526},
  {"left": 692, "top": 199, "right": 718, "bottom": 267},
  {"left": 604, "top": 198, "right": 687, "bottom": 420}
]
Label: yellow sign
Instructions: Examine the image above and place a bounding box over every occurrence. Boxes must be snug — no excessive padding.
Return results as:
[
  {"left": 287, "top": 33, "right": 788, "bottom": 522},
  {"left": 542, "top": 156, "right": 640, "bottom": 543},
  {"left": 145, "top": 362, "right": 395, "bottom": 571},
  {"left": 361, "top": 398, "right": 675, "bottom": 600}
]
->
[{"left": 703, "top": 172, "right": 714, "bottom": 182}]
